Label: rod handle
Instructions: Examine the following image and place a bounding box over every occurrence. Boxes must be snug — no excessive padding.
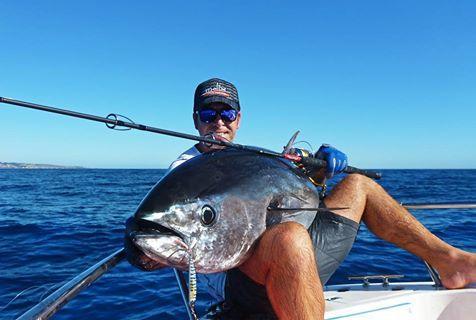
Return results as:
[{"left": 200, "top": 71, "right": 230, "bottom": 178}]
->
[{"left": 299, "top": 157, "right": 382, "bottom": 180}]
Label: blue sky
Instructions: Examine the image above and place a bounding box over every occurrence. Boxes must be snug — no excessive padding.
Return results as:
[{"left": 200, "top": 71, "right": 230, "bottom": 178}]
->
[{"left": 1, "top": 1, "right": 475, "bottom": 168}]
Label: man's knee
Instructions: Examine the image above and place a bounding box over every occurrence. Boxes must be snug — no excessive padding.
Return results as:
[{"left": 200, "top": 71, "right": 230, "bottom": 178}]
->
[
  {"left": 340, "top": 173, "right": 372, "bottom": 189},
  {"left": 330, "top": 173, "right": 379, "bottom": 199},
  {"left": 239, "top": 222, "right": 315, "bottom": 284},
  {"left": 263, "top": 222, "right": 316, "bottom": 274},
  {"left": 267, "top": 222, "right": 312, "bottom": 253}
]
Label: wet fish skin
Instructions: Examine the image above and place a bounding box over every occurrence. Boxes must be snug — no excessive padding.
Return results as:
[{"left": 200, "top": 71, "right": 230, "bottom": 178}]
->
[{"left": 125, "top": 149, "right": 320, "bottom": 273}]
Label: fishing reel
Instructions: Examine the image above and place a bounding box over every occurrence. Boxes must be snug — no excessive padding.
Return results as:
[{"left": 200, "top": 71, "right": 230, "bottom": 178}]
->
[
  {"left": 287, "top": 148, "right": 327, "bottom": 195},
  {"left": 288, "top": 147, "right": 313, "bottom": 159},
  {"left": 287, "top": 147, "right": 321, "bottom": 176}
]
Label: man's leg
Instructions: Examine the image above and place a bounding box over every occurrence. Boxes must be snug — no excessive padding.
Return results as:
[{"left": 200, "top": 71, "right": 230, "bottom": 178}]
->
[
  {"left": 239, "top": 221, "right": 325, "bottom": 320},
  {"left": 324, "top": 174, "right": 476, "bottom": 289}
]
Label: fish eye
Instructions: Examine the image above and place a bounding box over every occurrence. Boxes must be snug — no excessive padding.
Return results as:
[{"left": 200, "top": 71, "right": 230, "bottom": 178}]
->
[{"left": 200, "top": 205, "right": 217, "bottom": 226}]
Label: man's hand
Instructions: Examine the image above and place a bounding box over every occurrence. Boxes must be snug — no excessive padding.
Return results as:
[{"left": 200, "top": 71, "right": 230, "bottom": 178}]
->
[{"left": 315, "top": 144, "right": 348, "bottom": 179}]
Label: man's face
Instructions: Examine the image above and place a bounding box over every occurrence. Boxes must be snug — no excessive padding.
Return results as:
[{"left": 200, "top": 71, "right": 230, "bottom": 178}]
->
[{"left": 193, "top": 102, "right": 241, "bottom": 151}]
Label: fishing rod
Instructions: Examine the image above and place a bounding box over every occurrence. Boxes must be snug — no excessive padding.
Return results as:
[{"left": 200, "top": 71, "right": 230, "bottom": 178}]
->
[
  {"left": 0, "top": 96, "right": 381, "bottom": 179},
  {"left": 269, "top": 202, "right": 476, "bottom": 212}
]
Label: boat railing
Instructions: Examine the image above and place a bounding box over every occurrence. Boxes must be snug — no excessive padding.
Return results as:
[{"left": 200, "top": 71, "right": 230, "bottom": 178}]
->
[
  {"left": 14, "top": 249, "right": 443, "bottom": 319},
  {"left": 16, "top": 249, "right": 125, "bottom": 320}
]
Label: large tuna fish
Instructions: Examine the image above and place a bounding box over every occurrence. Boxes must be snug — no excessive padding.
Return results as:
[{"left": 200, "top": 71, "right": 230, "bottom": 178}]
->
[{"left": 125, "top": 148, "right": 320, "bottom": 273}]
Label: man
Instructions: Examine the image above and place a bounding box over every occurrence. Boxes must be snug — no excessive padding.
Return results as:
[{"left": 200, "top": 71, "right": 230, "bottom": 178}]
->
[{"left": 136, "top": 78, "right": 476, "bottom": 319}]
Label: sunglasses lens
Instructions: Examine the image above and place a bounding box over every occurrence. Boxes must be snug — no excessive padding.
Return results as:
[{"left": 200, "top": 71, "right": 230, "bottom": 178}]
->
[
  {"left": 198, "top": 109, "right": 218, "bottom": 123},
  {"left": 198, "top": 109, "right": 238, "bottom": 123},
  {"left": 220, "top": 109, "right": 237, "bottom": 122}
]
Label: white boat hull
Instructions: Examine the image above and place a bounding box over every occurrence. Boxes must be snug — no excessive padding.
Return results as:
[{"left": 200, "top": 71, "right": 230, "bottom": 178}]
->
[{"left": 324, "top": 282, "right": 476, "bottom": 320}]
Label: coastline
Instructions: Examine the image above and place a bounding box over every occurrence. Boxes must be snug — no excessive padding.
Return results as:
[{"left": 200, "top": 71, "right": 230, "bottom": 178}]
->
[{"left": 0, "top": 162, "right": 83, "bottom": 169}]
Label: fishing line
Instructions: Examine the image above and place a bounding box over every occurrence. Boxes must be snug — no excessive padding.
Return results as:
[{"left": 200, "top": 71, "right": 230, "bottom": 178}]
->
[
  {"left": 293, "top": 140, "right": 315, "bottom": 154},
  {"left": 38, "top": 281, "right": 69, "bottom": 302},
  {"left": 0, "top": 286, "right": 44, "bottom": 312},
  {"left": 0, "top": 282, "right": 62, "bottom": 312}
]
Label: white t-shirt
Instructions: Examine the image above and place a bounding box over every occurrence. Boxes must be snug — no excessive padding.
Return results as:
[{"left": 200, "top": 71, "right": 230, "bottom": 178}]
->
[
  {"left": 168, "top": 145, "right": 227, "bottom": 304},
  {"left": 168, "top": 145, "right": 202, "bottom": 171}
]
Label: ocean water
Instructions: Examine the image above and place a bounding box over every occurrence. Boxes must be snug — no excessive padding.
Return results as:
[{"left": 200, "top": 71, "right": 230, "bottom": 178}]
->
[{"left": 0, "top": 169, "right": 475, "bottom": 319}]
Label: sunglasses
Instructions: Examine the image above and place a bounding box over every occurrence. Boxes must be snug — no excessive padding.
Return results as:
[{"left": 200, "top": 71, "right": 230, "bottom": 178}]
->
[{"left": 197, "top": 109, "right": 238, "bottom": 124}]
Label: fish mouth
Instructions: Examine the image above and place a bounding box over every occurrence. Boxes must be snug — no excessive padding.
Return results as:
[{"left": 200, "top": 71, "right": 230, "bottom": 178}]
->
[
  {"left": 129, "top": 218, "right": 189, "bottom": 270},
  {"left": 134, "top": 217, "right": 185, "bottom": 240}
]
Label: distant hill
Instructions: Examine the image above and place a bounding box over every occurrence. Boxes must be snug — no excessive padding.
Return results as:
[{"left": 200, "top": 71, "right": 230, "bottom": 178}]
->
[{"left": 0, "top": 162, "right": 83, "bottom": 169}]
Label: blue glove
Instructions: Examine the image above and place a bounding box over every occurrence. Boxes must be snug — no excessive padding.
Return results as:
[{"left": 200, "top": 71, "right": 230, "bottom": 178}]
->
[{"left": 315, "top": 144, "right": 348, "bottom": 178}]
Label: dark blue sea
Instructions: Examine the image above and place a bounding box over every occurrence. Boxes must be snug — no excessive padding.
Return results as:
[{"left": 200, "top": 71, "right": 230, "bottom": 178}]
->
[{"left": 0, "top": 169, "right": 475, "bottom": 319}]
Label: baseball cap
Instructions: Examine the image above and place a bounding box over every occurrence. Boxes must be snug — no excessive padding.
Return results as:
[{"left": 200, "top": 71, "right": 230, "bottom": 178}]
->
[{"left": 194, "top": 78, "right": 240, "bottom": 111}]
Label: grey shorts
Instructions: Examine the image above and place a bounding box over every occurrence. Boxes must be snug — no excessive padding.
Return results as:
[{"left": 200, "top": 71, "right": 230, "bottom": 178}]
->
[{"left": 215, "top": 205, "right": 359, "bottom": 319}]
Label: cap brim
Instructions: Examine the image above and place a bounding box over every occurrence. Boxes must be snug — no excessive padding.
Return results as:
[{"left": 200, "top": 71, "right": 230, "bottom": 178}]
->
[{"left": 199, "top": 96, "right": 240, "bottom": 111}]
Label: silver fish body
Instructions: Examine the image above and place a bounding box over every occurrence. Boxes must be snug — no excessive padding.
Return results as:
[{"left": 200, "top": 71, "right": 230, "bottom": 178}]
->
[{"left": 125, "top": 149, "right": 320, "bottom": 273}]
